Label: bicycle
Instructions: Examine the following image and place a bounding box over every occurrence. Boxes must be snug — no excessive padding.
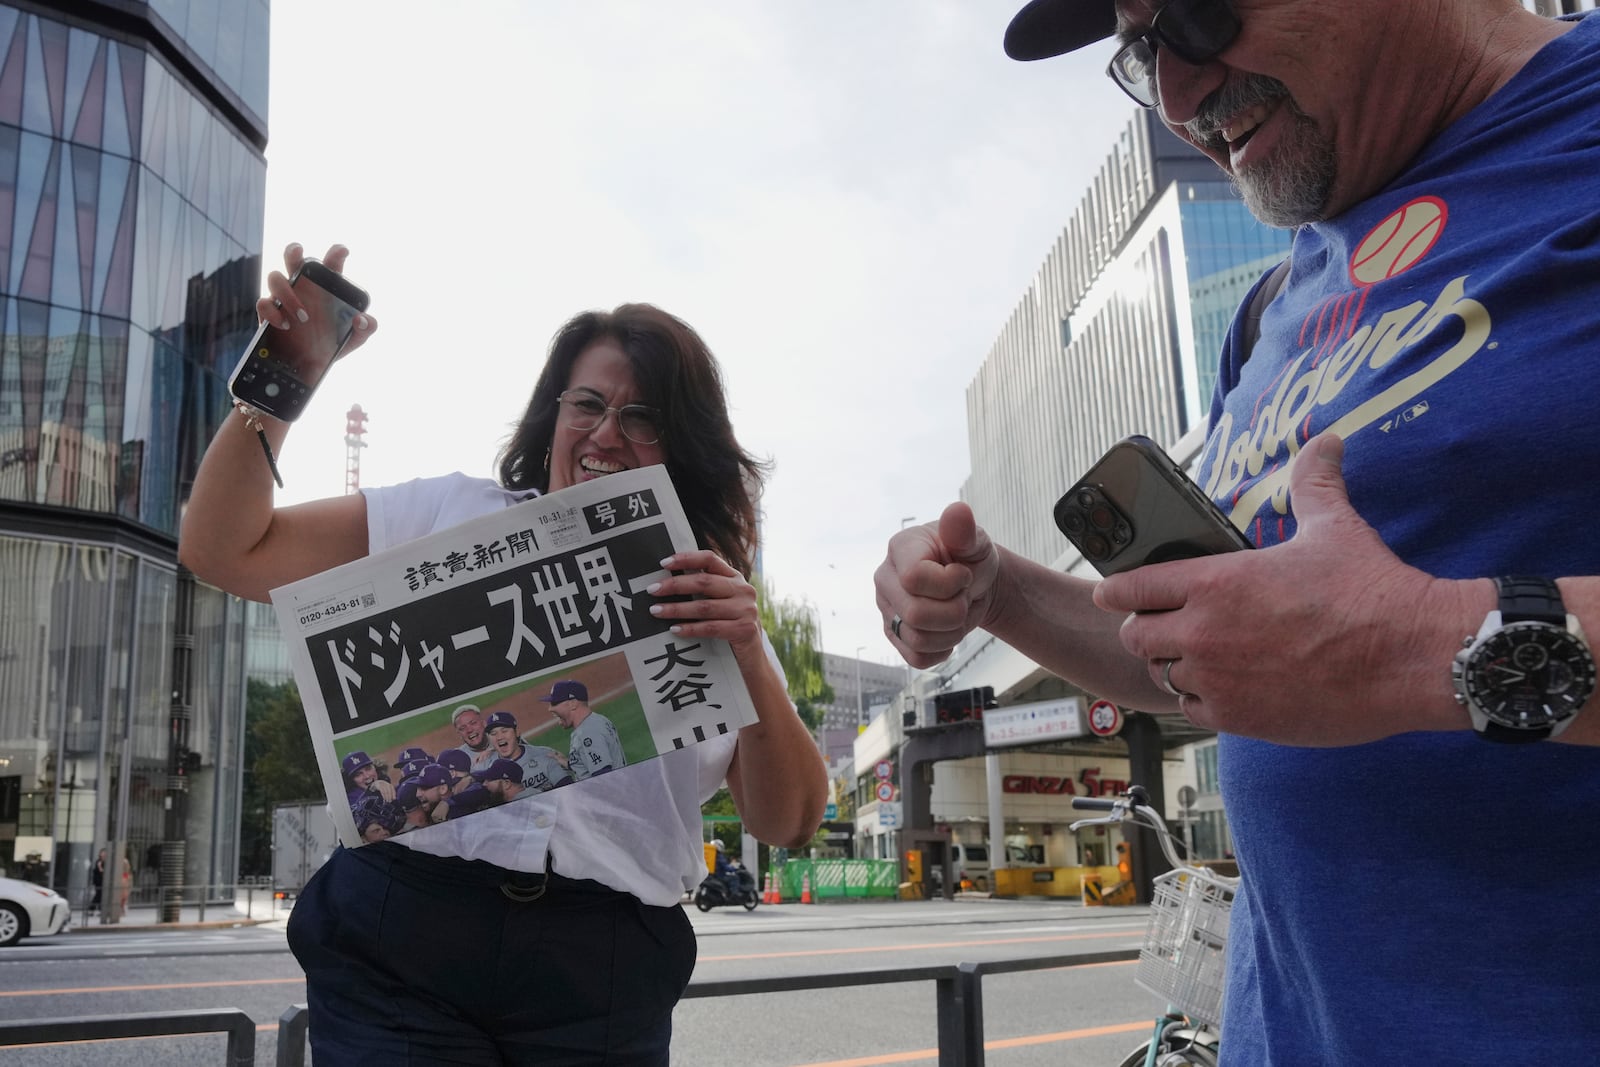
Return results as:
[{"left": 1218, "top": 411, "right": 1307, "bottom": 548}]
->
[{"left": 1070, "top": 786, "right": 1238, "bottom": 1067}]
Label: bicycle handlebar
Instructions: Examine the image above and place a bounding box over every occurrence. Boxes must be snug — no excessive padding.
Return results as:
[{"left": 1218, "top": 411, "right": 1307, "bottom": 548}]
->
[{"left": 1068, "top": 788, "right": 1239, "bottom": 887}]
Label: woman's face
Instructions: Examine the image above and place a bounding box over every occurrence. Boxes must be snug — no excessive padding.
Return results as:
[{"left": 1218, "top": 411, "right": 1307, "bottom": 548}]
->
[{"left": 547, "top": 339, "right": 666, "bottom": 493}]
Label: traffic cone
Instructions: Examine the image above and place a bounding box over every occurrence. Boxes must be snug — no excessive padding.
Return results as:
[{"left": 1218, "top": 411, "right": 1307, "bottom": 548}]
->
[
  {"left": 762, "top": 871, "right": 775, "bottom": 904},
  {"left": 801, "top": 873, "right": 813, "bottom": 905}
]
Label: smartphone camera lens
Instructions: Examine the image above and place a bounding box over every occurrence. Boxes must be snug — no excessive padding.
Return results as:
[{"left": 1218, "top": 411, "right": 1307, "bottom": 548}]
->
[
  {"left": 1083, "top": 534, "right": 1110, "bottom": 561},
  {"left": 1062, "top": 511, "right": 1085, "bottom": 534},
  {"left": 1089, "top": 505, "right": 1115, "bottom": 530},
  {"left": 1112, "top": 523, "right": 1131, "bottom": 545},
  {"left": 1076, "top": 490, "right": 1096, "bottom": 509}
]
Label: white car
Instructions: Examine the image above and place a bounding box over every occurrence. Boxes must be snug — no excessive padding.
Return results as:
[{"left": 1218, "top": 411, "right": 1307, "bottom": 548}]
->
[{"left": 0, "top": 876, "right": 70, "bottom": 947}]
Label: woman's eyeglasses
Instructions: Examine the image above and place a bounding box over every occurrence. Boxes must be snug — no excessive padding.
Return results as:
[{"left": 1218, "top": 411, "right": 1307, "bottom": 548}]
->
[
  {"left": 1108, "top": 0, "right": 1241, "bottom": 108},
  {"left": 557, "top": 391, "right": 662, "bottom": 445}
]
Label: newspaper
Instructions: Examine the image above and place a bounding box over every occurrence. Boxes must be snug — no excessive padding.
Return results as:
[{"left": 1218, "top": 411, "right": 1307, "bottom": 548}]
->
[{"left": 271, "top": 465, "right": 759, "bottom": 849}]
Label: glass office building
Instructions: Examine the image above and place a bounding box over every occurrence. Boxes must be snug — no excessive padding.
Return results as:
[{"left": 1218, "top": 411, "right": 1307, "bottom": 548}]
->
[
  {"left": 962, "top": 110, "right": 1291, "bottom": 570},
  {"left": 0, "top": 0, "right": 268, "bottom": 912}
]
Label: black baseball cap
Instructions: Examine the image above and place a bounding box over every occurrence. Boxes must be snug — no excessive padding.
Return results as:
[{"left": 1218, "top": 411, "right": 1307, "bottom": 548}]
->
[{"left": 1004, "top": 0, "right": 1118, "bottom": 61}]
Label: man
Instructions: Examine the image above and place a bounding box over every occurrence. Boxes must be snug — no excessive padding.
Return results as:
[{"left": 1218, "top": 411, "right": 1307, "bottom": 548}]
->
[
  {"left": 354, "top": 796, "right": 406, "bottom": 844},
  {"left": 341, "top": 750, "right": 395, "bottom": 807},
  {"left": 394, "top": 746, "right": 432, "bottom": 782},
  {"left": 450, "top": 704, "right": 498, "bottom": 772},
  {"left": 484, "top": 709, "right": 573, "bottom": 793},
  {"left": 879, "top": 2, "right": 1600, "bottom": 1061},
  {"left": 434, "top": 747, "right": 475, "bottom": 794},
  {"left": 710, "top": 840, "right": 741, "bottom": 901},
  {"left": 403, "top": 763, "right": 453, "bottom": 827},
  {"left": 540, "top": 680, "right": 627, "bottom": 781},
  {"left": 473, "top": 758, "right": 526, "bottom": 803}
]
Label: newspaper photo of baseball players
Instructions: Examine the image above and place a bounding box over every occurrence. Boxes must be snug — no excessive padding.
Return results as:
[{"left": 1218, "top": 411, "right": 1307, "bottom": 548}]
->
[
  {"left": 275, "top": 465, "right": 760, "bottom": 848},
  {"left": 340, "top": 656, "right": 637, "bottom": 842}
]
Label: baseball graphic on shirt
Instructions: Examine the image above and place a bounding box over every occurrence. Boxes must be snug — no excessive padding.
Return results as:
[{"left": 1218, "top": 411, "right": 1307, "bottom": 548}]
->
[{"left": 1350, "top": 197, "right": 1447, "bottom": 285}]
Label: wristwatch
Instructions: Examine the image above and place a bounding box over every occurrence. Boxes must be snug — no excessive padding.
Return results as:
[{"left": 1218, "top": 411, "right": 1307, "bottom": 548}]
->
[{"left": 1451, "top": 576, "right": 1596, "bottom": 742}]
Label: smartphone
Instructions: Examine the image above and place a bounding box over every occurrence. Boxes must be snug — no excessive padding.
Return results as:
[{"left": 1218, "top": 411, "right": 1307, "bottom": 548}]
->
[
  {"left": 228, "top": 259, "right": 370, "bottom": 422},
  {"left": 1054, "top": 435, "right": 1252, "bottom": 576}
]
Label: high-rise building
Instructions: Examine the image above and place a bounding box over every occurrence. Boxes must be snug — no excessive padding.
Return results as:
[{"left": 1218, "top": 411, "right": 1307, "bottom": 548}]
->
[
  {"left": 960, "top": 109, "right": 1290, "bottom": 572},
  {"left": 0, "top": 0, "right": 269, "bottom": 911}
]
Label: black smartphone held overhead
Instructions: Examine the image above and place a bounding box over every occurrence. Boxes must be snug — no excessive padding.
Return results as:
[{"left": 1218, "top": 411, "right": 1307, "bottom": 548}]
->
[
  {"left": 1054, "top": 435, "right": 1252, "bottom": 576},
  {"left": 228, "top": 259, "right": 370, "bottom": 422}
]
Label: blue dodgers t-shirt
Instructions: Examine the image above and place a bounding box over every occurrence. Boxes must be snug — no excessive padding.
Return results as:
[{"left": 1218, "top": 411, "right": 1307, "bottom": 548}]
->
[{"left": 1196, "top": 15, "right": 1600, "bottom": 1065}]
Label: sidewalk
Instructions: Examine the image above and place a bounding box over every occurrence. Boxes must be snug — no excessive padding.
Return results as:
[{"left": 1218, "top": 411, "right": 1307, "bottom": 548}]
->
[
  {"left": 682, "top": 891, "right": 1147, "bottom": 937},
  {"left": 65, "top": 892, "right": 290, "bottom": 933}
]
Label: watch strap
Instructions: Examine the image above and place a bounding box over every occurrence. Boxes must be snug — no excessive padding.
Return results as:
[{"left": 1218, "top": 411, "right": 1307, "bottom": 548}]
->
[
  {"left": 1478, "top": 720, "right": 1550, "bottom": 743},
  {"left": 1494, "top": 575, "right": 1565, "bottom": 625}
]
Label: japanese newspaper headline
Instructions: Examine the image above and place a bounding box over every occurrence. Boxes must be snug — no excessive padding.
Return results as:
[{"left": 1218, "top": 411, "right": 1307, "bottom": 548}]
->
[{"left": 271, "top": 465, "right": 759, "bottom": 849}]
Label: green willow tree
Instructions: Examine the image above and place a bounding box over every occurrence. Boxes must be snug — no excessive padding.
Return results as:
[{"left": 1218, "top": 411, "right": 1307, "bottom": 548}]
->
[
  {"left": 754, "top": 576, "right": 833, "bottom": 732},
  {"left": 700, "top": 578, "right": 835, "bottom": 864}
]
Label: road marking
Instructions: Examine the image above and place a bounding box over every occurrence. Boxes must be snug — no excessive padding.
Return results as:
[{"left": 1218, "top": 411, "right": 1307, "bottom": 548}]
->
[
  {"left": 786, "top": 1020, "right": 1151, "bottom": 1065},
  {"left": 0, "top": 976, "right": 304, "bottom": 998},
  {"left": 700, "top": 929, "right": 1137, "bottom": 962}
]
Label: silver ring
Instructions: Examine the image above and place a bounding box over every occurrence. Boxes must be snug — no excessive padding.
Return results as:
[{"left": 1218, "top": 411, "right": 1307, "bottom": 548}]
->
[
  {"left": 1158, "top": 658, "right": 1197, "bottom": 700},
  {"left": 890, "top": 614, "right": 903, "bottom": 640}
]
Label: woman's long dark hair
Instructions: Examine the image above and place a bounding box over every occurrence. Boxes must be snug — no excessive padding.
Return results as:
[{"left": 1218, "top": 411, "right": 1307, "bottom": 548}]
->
[{"left": 497, "top": 304, "right": 768, "bottom": 577}]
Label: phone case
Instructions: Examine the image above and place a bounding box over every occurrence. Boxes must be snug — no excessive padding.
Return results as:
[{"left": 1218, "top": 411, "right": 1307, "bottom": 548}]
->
[
  {"left": 1054, "top": 435, "right": 1251, "bottom": 576},
  {"left": 227, "top": 260, "right": 370, "bottom": 423}
]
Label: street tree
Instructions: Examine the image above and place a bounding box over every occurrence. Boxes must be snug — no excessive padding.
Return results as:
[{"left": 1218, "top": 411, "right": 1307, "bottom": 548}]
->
[{"left": 754, "top": 577, "right": 833, "bottom": 732}]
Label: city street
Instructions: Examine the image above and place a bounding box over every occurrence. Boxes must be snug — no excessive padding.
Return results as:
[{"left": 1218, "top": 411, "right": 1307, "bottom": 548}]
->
[{"left": 0, "top": 896, "right": 1159, "bottom": 1066}]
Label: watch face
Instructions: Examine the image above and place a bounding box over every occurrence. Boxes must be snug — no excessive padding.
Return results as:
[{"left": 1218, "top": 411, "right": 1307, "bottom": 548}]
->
[{"left": 1462, "top": 621, "right": 1598, "bottom": 731}]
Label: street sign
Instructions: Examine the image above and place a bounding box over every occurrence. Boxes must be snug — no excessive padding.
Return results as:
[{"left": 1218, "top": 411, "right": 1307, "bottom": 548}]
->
[
  {"left": 878, "top": 802, "right": 902, "bottom": 829},
  {"left": 874, "top": 760, "right": 893, "bottom": 780},
  {"left": 1177, "top": 785, "right": 1197, "bottom": 810},
  {"left": 1086, "top": 699, "right": 1124, "bottom": 737},
  {"left": 876, "top": 781, "right": 895, "bottom": 802},
  {"left": 982, "top": 697, "right": 1085, "bottom": 747},
  {"left": 824, "top": 803, "right": 838, "bottom": 820}
]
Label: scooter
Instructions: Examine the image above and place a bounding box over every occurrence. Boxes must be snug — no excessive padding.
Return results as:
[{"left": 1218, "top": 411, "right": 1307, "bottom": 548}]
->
[{"left": 694, "top": 864, "right": 759, "bottom": 912}]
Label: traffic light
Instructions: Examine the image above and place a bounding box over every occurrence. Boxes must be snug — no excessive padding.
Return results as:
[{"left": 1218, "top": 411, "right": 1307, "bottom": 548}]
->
[{"left": 932, "top": 686, "right": 996, "bottom": 724}]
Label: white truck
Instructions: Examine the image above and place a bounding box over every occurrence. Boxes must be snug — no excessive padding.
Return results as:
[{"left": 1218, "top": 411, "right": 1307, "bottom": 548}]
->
[{"left": 272, "top": 801, "right": 336, "bottom": 897}]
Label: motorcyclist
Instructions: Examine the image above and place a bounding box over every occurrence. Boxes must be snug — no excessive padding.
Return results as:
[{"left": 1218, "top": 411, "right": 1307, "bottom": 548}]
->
[{"left": 712, "top": 840, "right": 742, "bottom": 900}]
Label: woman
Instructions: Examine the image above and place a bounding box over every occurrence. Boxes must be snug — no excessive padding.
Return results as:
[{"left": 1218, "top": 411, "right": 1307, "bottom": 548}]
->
[{"left": 180, "top": 243, "right": 827, "bottom": 1065}]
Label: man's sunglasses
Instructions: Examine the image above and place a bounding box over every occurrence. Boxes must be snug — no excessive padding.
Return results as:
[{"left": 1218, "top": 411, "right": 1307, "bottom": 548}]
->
[{"left": 1108, "top": 0, "right": 1242, "bottom": 108}]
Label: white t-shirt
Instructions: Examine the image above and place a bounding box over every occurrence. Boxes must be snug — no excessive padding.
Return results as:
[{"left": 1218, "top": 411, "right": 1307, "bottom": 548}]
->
[{"left": 364, "top": 472, "right": 764, "bottom": 905}]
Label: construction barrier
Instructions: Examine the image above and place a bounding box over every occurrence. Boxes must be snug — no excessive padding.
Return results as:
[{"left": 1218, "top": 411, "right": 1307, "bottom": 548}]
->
[
  {"left": 991, "top": 865, "right": 1121, "bottom": 899},
  {"left": 773, "top": 859, "right": 900, "bottom": 902}
]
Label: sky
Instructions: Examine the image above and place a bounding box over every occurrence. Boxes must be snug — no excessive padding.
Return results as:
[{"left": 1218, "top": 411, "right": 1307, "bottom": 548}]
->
[{"left": 259, "top": 0, "right": 1138, "bottom": 668}]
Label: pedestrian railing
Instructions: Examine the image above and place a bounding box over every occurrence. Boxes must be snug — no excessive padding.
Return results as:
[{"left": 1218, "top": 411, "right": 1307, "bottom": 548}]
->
[
  {"left": 0, "top": 1008, "right": 256, "bottom": 1066},
  {"left": 0, "top": 948, "right": 1138, "bottom": 1067}
]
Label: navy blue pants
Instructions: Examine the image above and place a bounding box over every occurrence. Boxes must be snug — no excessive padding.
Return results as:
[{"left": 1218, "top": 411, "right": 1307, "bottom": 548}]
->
[{"left": 286, "top": 844, "right": 696, "bottom": 1065}]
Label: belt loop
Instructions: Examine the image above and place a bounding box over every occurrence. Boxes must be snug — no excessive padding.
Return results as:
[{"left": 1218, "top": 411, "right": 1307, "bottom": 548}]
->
[{"left": 499, "top": 848, "right": 553, "bottom": 903}]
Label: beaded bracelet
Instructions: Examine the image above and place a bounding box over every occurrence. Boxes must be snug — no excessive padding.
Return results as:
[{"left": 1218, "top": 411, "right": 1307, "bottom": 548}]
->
[{"left": 234, "top": 401, "right": 284, "bottom": 488}]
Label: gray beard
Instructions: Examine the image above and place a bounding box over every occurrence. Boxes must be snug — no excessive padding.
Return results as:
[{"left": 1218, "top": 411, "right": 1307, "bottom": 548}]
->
[{"left": 1185, "top": 75, "right": 1336, "bottom": 229}]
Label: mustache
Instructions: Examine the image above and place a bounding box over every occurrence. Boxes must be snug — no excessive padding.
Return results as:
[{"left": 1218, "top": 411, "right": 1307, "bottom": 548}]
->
[{"left": 1185, "top": 74, "right": 1291, "bottom": 148}]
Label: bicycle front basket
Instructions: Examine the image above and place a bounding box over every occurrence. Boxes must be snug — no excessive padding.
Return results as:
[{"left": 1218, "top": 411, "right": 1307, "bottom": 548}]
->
[{"left": 1133, "top": 867, "right": 1235, "bottom": 1027}]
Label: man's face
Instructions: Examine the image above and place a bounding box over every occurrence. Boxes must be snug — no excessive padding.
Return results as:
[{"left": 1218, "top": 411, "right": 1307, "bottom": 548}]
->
[
  {"left": 550, "top": 698, "right": 584, "bottom": 728},
  {"left": 488, "top": 725, "right": 518, "bottom": 756},
  {"left": 352, "top": 764, "right": 377, "bottom": 789},
  {"left": 419, "top": 783, "right": 448, "bottom": 806},
  {"left": 485, "top": 777, "right": 521, "bottom": 800},
  {"left": 361, "top": 822, "right": 391, "bottom": 843},
  {"left": 454, "top": 710, "right": 486, "bottom": 747},
  {"left": 1129, "top": 0, "right": 1425, "bottom": 227}
]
